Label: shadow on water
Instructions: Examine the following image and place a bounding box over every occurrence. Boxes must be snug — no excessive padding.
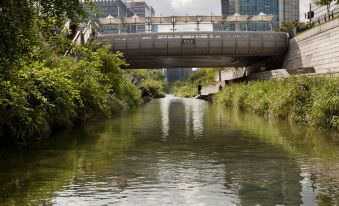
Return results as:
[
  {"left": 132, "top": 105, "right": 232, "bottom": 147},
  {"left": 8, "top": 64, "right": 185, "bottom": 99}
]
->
[{"left": 0, "top": 95, "right": 338, "bottom": 205}]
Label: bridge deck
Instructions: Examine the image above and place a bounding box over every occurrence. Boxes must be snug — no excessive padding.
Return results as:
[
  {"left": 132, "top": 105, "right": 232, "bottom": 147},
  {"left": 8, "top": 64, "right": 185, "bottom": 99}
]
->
[{"left": 97, "top": 31, "right": 289, "bottom": 68}]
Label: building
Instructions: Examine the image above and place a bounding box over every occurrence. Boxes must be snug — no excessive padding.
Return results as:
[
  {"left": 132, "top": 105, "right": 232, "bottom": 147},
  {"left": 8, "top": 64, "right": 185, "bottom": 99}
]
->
[
  {"left": 215, "top": 0, "right": 299, "bottom": 31},
  {"left": 222, "top": 0, "right": 237, "bottom": 15},
  {"left": 126, "top": 1, "right": 157, "bottom": 33},
  {"left": 80, "top": 0, "right": 135, "bottom": 34},
  {"left": 165, "top": 68, "right": 194, "bottom": 83},
  {"left": 278, "top": 0, "right": 300, "bottom": 23}
]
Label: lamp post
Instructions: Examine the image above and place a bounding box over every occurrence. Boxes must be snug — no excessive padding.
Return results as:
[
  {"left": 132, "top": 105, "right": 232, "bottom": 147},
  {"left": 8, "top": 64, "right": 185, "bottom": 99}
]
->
[{"left": 170, "top": 16, "right": 176, "bottom": 32}]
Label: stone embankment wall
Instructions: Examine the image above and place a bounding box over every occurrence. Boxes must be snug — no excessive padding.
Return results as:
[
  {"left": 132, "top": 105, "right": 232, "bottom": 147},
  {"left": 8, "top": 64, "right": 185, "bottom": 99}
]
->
[{"left": 282, "top": 18, "right": 339, "bottom": 74}]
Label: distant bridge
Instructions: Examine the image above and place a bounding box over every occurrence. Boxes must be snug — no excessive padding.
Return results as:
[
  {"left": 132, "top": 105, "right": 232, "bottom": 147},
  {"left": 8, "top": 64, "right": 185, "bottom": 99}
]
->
[
  {"left": 96, "top": 14, "right": 276, "bottom": 32},
  {"left": 97, "top": 31, "right": 289, "bottom": 68}
]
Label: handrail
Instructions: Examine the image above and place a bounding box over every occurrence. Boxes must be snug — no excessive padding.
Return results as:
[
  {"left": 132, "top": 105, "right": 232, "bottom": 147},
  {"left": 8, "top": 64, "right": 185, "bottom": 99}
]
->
[
  {"left": 297, "top": 7, "right": 339, "bottom": 33},
  {"left": 64, "top": 20, "right": 99, "bottom": 56},
  {"left": 60, "top": 20, "right": 71, "bottom": 36},
  {"left": 96, "top": 14, "right": 276, "bottom": 26},
  {"left": 98, "top": 31, "right": 287, "bottom": 41}
]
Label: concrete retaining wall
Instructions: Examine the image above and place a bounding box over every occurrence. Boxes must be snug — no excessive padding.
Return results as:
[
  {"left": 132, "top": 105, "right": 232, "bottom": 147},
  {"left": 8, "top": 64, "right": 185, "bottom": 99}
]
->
[{"left": 283, "top": 18, "right": 339, "bottom": 74}]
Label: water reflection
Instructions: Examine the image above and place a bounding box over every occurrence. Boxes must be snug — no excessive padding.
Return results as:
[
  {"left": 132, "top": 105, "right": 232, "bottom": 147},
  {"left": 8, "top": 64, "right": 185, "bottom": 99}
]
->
[
  {"left": 160, "top": 96, "right": 170, "bottom": 139},
  {"left": 0, "top": 96, "right": 338, "bottom": 205},
  {"left": 188, "top": 98, "right": 204, "bottom": 138},
  {"left": 160, "top": 96, "right": 205, "bottom": 139}
]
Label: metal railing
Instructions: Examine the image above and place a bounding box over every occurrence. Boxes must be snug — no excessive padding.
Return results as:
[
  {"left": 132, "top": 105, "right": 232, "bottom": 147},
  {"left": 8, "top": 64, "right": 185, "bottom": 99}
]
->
[
  {"left": 64, "top": 20, "right": 99, "bottom": 56},
  {"left": 97, "top": 15, "right": 275, "bottom": 25},
  {"left": 297, "top": 7, "right": 339, "bottom": 33}
]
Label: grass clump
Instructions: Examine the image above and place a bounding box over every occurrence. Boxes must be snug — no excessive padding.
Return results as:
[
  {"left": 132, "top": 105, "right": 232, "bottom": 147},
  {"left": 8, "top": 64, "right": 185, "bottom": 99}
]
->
[{"left": 214, "top": 76, "right": 339, "bottom": 130}]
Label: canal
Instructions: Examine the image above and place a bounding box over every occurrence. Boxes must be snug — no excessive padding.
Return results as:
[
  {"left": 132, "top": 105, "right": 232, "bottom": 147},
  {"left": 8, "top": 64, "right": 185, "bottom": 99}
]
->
[{"left": 0, "top": 96, "right": 338, "bottom": 205}]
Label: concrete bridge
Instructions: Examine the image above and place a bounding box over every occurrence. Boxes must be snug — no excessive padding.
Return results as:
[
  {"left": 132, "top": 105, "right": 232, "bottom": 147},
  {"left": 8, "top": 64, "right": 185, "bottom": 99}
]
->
[{"left": 97, "top": 31, "right": 289, "bottom": 68}]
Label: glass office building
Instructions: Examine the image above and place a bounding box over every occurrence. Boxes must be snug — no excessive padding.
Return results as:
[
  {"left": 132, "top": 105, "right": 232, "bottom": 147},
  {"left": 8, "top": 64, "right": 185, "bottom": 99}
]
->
[
  {"left": 126, "top": 1, "right": 157, "bottom": 33},
  {"left": 80, "top": 0, "right": 135, "bottom": 34},
  {"left": 239, "top": 0, "right": 279, "bottom": 31},
  {"left": 165, "top": 68, "right": 194, "bottom": 83},
  {"left": 216, "top": 0, "right": 299, "bottom": 31}
]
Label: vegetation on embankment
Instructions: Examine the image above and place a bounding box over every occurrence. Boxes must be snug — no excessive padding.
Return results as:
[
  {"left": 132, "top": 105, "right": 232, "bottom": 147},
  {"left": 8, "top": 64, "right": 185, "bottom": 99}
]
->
[
  {"left": 213, "top": 76, "right": 339, "bottom": 130},
  {"left": 0, "top": 1, "right": 142, "bottom": 145},
  {"left": 0, "top": 43, "right": 141, "bottom": 144},
  {"left": 129, "top": 70, "right": 168, "bottom": 98},
  {"left": 172, "top": 68, "right": 217, "bottom": 97}
]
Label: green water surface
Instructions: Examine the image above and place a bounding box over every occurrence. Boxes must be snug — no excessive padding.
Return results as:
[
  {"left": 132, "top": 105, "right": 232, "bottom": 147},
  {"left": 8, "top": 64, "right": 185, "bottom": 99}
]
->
[{"left": 0, "top": 96, "right": 338, "bottom": 205}]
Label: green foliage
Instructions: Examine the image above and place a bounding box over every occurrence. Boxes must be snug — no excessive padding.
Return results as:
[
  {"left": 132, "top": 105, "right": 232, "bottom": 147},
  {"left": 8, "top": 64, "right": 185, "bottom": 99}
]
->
[
  {"left": 314, "top": 0, "right": 334, "bottom": 13},
  {"left": 142, "top": 79, "right": 166, "bottom": 98},
  {"left": 188, "top": 68, "right": 217, "bottom": 86},
  {"left": 275, "top": 21, "right": 303, "bottom": 32},
  {"left": 171, "top": 68, "right": 217, "bottom": 97},
  {"left": 214, "top": 76, "right": 339, "bottom": 130},
  {"left": 0, "top": 0, "right": 86, "bottom": 78},
  {"left": 130, "top": 69, "right": 166, "bottom": 82},
  {"left": 129, "top": 69, "right": 168, "bottom": 98},
  {"left": 171, "top": 81, "right": 198, "bottom": 98},
  {"left": 0, "top": 0, "right": 143, "bottom": 144},
  {"left": 0, "top": 41, "right": 141, "bottom": 144}
]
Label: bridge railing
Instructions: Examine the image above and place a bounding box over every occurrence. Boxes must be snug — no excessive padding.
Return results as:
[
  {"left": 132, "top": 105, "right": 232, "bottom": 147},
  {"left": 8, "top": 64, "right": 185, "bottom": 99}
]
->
[
  {"left": 297, "top": 7, "right": 339, "bottom": 33},
  {"left": 98, "top": 31, "right": 288, "bottom": 57},
  {"left": 64, "top": 20, "right": 98, "bottom": 56}
]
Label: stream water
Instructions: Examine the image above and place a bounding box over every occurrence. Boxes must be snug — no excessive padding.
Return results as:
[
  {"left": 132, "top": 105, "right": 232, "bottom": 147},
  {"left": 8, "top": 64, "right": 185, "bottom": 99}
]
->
[{"left": 0, "top": 96, "right": 338, "bottom": 205}]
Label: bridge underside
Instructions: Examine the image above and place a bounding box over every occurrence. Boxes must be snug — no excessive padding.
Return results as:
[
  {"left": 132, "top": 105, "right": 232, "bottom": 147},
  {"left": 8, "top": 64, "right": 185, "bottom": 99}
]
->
[
  {"left": 124, "top": 55, "right": 271, "bottom": 69},
  {"left": 98, "top": 31, "right": 289, "bottom": 69}
]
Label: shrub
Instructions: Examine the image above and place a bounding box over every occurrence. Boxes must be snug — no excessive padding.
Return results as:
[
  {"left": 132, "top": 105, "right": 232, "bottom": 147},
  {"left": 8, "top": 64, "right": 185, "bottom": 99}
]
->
[
  {"left": 142, "top": 79, "right": 166, "bottom": 98},
  {"left": 0, "top": 43, "right": 142, "bottom": 144},
  {"left": 214, "top": 76, "right": 339, "bottom": 130}
]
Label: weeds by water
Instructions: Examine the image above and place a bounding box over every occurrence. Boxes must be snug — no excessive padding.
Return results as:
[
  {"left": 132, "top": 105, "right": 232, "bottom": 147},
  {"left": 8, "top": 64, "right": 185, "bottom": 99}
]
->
[{"left": 214, "top": 76, "right": 339, "bottom": 130}]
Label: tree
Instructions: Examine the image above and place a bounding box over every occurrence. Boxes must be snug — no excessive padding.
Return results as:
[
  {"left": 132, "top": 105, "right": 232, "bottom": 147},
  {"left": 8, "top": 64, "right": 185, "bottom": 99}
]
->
[
  {"left": 0, "top": 0, "right": 87, "bottom": 78},
  {"left": 275, "top": 21, "right": 301, "bottom": 32},
  {"left": 314, "top": 0, "right": 333, "bottom": 13}
]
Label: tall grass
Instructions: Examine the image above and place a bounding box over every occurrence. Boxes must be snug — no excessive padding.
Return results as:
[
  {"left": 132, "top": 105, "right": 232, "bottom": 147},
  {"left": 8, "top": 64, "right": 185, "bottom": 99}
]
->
[{"left": 214, "top": 76, "right": 339, "bottom": 130}]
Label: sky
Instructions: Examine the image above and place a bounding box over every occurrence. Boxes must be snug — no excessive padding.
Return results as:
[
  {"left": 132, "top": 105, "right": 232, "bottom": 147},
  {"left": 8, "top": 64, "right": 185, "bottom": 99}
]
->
[
  {"left": 144, "top": 0, "right": 312, "bottom": 18},
  {"left": 142, "top": 0, "right": 312, "bottom": 32}
]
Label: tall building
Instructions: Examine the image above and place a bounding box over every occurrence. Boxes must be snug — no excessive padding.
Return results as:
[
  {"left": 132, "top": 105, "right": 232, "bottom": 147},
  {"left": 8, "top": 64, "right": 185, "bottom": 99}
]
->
[
  {"left": 215, "top": 0, "right": 299, "bottom": 31},
  {"left": 278, "top": 0, "right": 300, "bottom": 23},
  {"left": 165, "top": 68, "right": 194, "bottom": 83},
  {"left": 80, "top": 0, "right": 135, "bottom": 33},
  {"left": 221, "top": 0, "right": 236, "bottom": 15},
  {"left": 126, "top": 1, "right": 157, "bottom": 33}
]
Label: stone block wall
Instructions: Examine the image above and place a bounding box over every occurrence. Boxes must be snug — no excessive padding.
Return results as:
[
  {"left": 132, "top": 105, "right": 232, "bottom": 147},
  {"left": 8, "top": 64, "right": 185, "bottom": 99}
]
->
[{"left": 283, "top": 18, "right": 339, "bottom": 74}]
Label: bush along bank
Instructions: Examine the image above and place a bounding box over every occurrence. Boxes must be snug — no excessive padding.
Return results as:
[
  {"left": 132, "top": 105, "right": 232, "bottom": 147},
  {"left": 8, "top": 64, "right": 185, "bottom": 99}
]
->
[
  {"left": 0, "top": 43, "right": 141, "bottom": 145},
  {"left": 172, "top": 68, "right": 218, "bottom": 97},
  {"left": 213, "top": 76, "right": 339, "bottom": 130},
  {"left": 129, "top": 70, "right": 168, "bottom": 99}
]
